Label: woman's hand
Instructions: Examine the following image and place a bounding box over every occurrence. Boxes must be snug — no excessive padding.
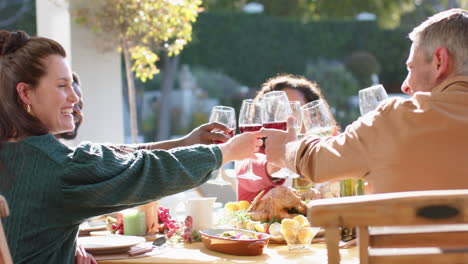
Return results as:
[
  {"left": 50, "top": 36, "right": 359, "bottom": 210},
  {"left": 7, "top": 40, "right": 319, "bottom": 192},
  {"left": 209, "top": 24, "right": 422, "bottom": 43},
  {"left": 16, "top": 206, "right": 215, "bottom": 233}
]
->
[
  {"left": 76, "top": 243, "right": 97, "bottom": 264},
  {"left": 218, "top": 130, "right": 265, "bottom": 164},
  {"left": 182, "top": 122, "right": 232, "bottom": 145}
]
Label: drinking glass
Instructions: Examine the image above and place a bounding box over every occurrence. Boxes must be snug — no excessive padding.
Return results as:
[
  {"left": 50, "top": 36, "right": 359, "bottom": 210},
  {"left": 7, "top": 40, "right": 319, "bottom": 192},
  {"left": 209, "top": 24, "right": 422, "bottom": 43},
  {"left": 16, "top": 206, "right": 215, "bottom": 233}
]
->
[
  {"left": 262, "top": 91, "right": 291, "bottom": 130},
  {"left": 301, "top": 99, "right": 335, "bottom": 137},
  {"left": 261, "top": 91, "right": 298, "bottom": 179},
  {"left": 207, "top": 106, "right": 236, "bottom": 185},
  {"left": 289, "top": 101, "right": 303, "bottom": 136},
  {"left": 237, "top": 99, "right": 263, "bottom": 181},
  {"left": 358, "top": 84, "right": 389, "bottom": 115},
  {"left": 280, "top": 225, "right": 320, "bottom": 252},
  {"left": 294, "top": 99, "right": 335, "bottom": 191},
  {"left": 357, "top": 84, "right": 388, "bottom": 195}
]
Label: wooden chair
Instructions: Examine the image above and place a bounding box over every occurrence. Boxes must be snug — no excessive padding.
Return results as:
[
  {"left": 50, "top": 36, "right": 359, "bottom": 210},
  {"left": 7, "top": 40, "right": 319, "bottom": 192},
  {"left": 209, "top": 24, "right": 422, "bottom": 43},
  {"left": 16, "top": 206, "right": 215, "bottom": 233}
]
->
[
  {"left": 0, "top": 194, "right": 12, "bottom": 264},
  {"left": 307, "top": 190, "right": 468, "bottom": 264}
]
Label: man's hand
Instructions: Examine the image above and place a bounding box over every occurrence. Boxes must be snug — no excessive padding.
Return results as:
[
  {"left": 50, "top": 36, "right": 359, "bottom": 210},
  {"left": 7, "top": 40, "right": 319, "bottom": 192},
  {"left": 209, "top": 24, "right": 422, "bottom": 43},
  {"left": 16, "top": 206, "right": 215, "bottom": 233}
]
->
[
  {"left": 182, "top": 122, "right": 232, "bottom": 145},
  {"left": 262, "top": 116, "right": 298, "bottom": 168}
]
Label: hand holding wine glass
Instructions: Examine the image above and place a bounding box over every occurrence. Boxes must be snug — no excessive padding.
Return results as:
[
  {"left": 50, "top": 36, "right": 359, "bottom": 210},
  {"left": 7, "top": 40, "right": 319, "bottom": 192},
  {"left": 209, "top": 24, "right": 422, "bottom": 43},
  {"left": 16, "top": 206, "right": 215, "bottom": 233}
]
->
[
  {"left": 207, "top": 106, "right": 236, "bottom": 185},
  {"left": 261, "top": 91, "right": 299, "bottom": 179},
  {"left": 237, "top": 99, "right": 263, "bottom": 181}
]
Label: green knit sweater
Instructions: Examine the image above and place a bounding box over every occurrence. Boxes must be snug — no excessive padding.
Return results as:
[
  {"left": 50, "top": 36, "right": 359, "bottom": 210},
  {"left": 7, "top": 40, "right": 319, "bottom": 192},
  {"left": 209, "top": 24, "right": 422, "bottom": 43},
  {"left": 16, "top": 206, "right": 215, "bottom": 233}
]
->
[{"left": 0, "top": 134, "right": 222, "bottom": 264}]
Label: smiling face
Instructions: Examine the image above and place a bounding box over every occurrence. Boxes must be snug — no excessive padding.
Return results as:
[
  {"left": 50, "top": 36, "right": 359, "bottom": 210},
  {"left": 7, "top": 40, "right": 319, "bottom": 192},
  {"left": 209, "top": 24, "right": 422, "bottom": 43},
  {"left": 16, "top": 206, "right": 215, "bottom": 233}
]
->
[
  {"left": 27, "top": 55, "right": 78, "bottom": 134},
  {"left": 401, "top": 43, "right": 437, "bottom": 96}
]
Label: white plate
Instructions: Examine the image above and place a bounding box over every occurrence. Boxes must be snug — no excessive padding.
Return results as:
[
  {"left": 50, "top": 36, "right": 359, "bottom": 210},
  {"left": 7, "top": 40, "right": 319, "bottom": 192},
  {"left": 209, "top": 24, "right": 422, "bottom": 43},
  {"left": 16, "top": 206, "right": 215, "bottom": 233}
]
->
[
  {"left": 78, "top": 235, "right": 146, "bottom": 254},
  {"left": 79, "top": 221, "right": 107, "bottom": 232}
]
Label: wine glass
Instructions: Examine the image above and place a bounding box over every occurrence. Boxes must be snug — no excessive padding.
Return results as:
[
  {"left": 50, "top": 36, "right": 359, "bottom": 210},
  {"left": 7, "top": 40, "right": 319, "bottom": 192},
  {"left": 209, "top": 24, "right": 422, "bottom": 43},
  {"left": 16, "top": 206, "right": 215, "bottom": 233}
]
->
[
  {"left": 354, "top": 84, "right": 388, "bottom": 195},
  {"left": 262, "top": 91, "right": 291, "bottom": 130},
  {"left": 261, "top": 91, "right": 298, "bottom": 179},
  {"left": 301, "top": 99, "right": 335, "bottom": 137},
  {"left": 289, "top": 101, "right": 303, "bottom": 137},
  {"left": 237, "top": 99, "right": 263, "bottom": 181},
  {"left": 358, "top": 84, "right": 388, "bottom": 115},
  {"left": 294, "top": 99, "right": 336, "bottom": 191},
  {"left": 207, "top": 106, "right": 236, "bottom": 185}
]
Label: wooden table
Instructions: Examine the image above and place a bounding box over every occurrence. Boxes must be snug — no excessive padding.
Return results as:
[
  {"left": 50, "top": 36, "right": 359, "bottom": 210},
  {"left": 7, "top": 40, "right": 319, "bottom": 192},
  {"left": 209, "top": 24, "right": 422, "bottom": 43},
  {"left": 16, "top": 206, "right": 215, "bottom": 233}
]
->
[{"left": 97, "top": 241, "right": 358, "bottom": 264}]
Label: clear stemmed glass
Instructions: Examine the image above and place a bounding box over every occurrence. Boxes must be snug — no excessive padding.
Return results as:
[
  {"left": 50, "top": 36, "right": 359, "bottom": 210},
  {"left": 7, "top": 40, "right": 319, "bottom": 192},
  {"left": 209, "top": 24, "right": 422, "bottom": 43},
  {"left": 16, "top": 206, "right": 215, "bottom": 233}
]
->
[
  {"left": 261, "top": 91, "right": 297, "bottom": 179},
  {"left": 237, "top": 99, "right": 263, "bottom": 181},
  {"left": 289, "top": 101, "right": 303, "bottom": 138},
  {"left": 301, "top": 99, "right": 335, "bottom": 137},
  {"left": 352, "top": 84, "right": 389, "bottom": 196},
  {"left": 207, "top": 106, "right": 236, "bottom": 185},
  {"left": 358, "top": 84, "right": 389, "bottom": 115},
  {"left": 262, "top": 91, "right": 292, "bottom": 130}
]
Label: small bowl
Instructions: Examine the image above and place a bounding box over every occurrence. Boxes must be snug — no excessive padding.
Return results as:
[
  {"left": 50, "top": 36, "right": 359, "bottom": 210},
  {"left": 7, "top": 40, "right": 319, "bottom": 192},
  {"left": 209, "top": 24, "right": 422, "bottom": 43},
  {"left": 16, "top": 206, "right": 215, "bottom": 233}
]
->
[
  {"left": 280, "top": 226, "right": 320, "bottom": 251},
  {"left": 199, "top": 228, "right": 270, "bottom": 256}
]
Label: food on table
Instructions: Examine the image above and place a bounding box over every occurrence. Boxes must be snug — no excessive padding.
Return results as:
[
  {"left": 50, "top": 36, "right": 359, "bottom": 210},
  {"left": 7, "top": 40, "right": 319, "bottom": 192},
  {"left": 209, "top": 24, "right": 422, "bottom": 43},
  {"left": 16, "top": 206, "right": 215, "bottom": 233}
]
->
[
  {"left": 280, "top": 218, "right": 300, "bottom": 242},
  {"left": 299, "top": 187, "right": 322, "bottom": 201},
  {"left": 315, "top": 181, "right": 341, "bottom": 198},
  {"left": 280, "top": 217, "right": 317, "bottom": 246},
  {"left": 237, "top": 200, "right": 251, "bottom": 210},
  {"left": 225, "top": 202, "right": 240, "bottom": 211},
  {"left": 217, "top": 230, "right": 261, "bottom": 240},
  {"left": 236, "top": 220, "right": 247, "bottom": 229},
  {"left": 247, "top": 186, "right": 306, "bottom": 222},
  {"left": 268, "top": 223, "right": 282, "bottom": 236},
  {"left": 224, "top": 200, "right": 250, "bottom": 212},
  {"left": 105, "top": 216, "right": 123, "bottom": 234},
  {"left": 245, "top": 220, "right": 257, "bottom": 231},
  {"left": 293, "top": 215, "right": 310, "bottom": 227},
  {"left": 297, "top": 228, "right": 315, "bottom": 244},
  {"left": 253, "top": 222, "right": 269, "bottom": 233}
]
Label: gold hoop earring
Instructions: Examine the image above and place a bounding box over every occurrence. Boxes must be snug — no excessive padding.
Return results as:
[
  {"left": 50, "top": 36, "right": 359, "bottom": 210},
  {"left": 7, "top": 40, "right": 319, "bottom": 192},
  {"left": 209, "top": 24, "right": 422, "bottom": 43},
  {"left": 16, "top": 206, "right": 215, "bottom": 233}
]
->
[{"left": 26, "top": 104, "right": 31, "bottom": 113}]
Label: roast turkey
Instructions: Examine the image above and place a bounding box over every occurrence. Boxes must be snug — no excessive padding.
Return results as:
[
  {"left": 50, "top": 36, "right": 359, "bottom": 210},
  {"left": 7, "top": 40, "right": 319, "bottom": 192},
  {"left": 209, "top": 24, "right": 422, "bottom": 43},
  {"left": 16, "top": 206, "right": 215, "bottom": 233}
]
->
[{"left": 247, "top": 186, "right": 307, "bottom": 222}]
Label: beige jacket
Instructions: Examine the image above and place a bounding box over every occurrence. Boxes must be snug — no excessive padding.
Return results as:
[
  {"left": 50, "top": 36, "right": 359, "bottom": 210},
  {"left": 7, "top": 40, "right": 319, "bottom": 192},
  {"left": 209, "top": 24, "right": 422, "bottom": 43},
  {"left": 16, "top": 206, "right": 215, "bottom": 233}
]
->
[{"left": 288, "top": 76, "right": 468, "bottom": 194}]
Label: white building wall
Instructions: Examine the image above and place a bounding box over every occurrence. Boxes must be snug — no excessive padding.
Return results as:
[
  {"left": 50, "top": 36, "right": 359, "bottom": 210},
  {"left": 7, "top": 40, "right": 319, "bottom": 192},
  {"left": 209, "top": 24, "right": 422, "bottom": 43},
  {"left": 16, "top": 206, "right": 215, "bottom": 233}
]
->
[
  {"left": 36, "top": 0, "right": 125, "bottom": 145},
  {"left": 35, "top": 0, "right": 71, "bottom": 65}
]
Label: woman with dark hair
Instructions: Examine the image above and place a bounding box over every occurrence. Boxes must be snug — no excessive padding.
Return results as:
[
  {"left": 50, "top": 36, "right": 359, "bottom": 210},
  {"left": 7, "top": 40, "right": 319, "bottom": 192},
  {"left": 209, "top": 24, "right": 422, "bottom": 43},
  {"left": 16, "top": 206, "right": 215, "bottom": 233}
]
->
[
  {"left": 236, "top": 74, "right": 338, "bottom": 202},
  {"left": 0, "top": 30, "right": 264, "bottom": 264},
  {"left": 57, "top": 73, "right": 83, "bottom": 140}
]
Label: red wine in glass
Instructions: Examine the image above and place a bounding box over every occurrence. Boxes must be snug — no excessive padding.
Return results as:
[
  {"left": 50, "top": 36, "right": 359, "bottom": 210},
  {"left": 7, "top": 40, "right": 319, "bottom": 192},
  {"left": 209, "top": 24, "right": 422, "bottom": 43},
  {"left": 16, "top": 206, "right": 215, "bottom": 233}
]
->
[
  {"left": 263, "top": 121, "right": 287, "bottom": 131},
  {"left": 239, "top": 125, "right": 263, "bottom": 134}
]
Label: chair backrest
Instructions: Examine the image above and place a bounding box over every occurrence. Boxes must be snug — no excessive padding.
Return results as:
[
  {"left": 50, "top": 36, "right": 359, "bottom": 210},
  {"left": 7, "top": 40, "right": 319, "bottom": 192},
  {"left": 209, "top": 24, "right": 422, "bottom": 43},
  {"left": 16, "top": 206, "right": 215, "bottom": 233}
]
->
[
  {"left": 307, "top": 190, "right": 468, "bottom": 264},
  {"left": 0, "top": 195, "right": 12, "bottom": 264}
]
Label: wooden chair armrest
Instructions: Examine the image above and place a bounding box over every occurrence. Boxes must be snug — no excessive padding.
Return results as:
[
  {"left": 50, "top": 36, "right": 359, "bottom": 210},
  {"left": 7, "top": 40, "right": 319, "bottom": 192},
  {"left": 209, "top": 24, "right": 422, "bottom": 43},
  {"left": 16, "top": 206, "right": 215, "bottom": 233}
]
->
[
  {"left": 0, "top": 195, "right": 9, "bottom": 219},
  {"left": 307, "top": 190, "right": 468, "bottom": 227}
]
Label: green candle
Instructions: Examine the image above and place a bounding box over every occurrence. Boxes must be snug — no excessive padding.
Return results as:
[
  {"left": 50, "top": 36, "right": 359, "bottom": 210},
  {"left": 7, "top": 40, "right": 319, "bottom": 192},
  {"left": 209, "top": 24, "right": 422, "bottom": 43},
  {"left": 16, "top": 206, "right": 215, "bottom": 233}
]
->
[{"left": 123, "top": 209, "right": 146, "bottom": 236}]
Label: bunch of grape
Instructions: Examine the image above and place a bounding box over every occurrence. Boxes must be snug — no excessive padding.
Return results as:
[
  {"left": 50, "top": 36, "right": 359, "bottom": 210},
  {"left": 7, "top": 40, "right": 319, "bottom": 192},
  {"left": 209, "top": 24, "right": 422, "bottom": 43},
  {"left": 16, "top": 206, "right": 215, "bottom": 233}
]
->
[
  {"left": 110, "top": 223, "right": 124, "bottom": 235},
  {"left": 158, "top": 207, "right": 180, "bottom": 238}
]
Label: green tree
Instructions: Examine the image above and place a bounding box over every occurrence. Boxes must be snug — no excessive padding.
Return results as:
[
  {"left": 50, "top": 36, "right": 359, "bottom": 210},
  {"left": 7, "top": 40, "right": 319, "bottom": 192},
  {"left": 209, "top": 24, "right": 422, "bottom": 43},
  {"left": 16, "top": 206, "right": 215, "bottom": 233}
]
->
[
  {"left": 203, "top": 0, "right": 420, "bottom": 28},
  {"left": 0, "top": 0, "right": 36, "bottom": 35},
  {"left": 71, "top": 0, "right": 201, "bottom": 142},
  {"left": 314, "top": 0, "right": 416, "bottom": 29},
  {"left": 305, "top": 60, "right": 360, "bottom": 127}
]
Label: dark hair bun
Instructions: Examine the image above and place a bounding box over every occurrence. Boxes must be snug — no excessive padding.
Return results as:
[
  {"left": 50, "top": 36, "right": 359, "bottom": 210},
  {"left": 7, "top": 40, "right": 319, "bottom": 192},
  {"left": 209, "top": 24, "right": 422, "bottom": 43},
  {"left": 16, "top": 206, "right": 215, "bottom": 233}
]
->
[{"left": 0, "top": 30, "right": 30, "bottom": 56}]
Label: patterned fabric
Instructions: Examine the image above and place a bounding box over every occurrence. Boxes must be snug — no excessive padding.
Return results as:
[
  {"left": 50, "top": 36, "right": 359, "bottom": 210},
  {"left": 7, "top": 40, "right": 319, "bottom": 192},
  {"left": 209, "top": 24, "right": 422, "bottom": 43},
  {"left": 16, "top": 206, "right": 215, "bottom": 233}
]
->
[{"left": 0, "top": 134, "right": 221, "bottom": 263}]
